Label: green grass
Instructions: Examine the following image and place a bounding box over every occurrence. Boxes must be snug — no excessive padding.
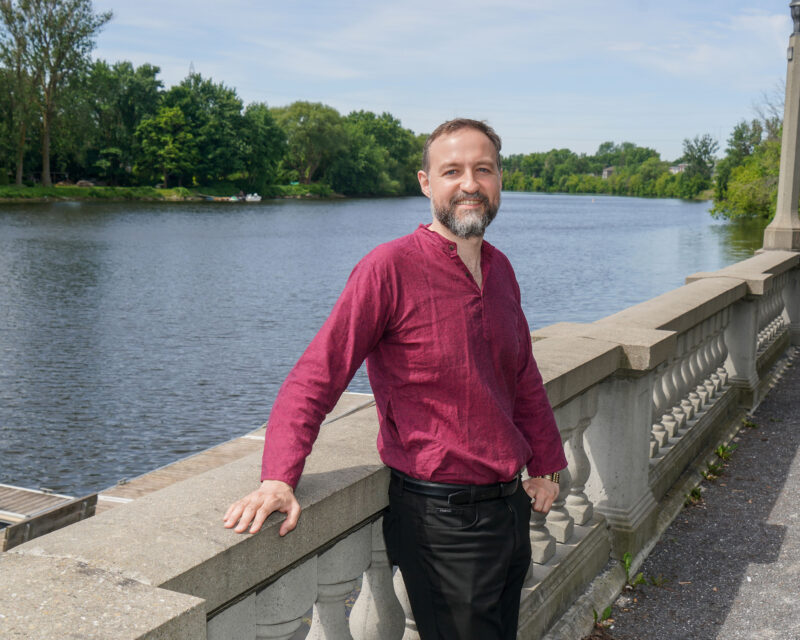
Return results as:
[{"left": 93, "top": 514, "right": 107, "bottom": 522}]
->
[{"left": 0, "top": 185, "right": 191, "bottom": 201}]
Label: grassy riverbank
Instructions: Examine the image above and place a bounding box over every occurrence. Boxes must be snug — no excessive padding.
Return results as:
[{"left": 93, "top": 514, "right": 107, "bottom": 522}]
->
[{"left": 0, "top": 183, "right": 335, "bottom": 203}]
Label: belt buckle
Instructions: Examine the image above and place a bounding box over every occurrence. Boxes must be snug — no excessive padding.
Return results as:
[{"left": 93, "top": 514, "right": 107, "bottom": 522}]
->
[{"left": 447, "top": 490, "right": 471, "bottom": 505}]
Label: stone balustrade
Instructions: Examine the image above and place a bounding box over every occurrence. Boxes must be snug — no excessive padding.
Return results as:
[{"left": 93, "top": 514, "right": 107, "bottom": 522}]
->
[{"left": 2, "top": 250, "right": 799, "bottom": 640}]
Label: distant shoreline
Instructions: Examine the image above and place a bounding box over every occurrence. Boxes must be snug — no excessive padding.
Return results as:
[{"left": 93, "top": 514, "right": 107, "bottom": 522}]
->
[
  {"left": 0, "top": 183, "right": 339, "bottom": 203},
  {"left": 0, "top": 184, "right": 713, "bottom": 204}
]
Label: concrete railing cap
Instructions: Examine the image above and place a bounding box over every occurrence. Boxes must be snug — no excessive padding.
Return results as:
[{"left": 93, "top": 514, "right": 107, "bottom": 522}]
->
[{"left": 534, "top": 322, "right": 675, "bottom": 371}]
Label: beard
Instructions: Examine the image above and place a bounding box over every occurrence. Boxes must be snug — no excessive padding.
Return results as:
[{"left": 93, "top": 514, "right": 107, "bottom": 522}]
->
[{"left": 431, "top": 190, "right": 499, "bottom": 239}]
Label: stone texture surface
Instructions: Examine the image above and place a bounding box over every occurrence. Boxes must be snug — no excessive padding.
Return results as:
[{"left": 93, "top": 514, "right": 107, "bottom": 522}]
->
[
  {"left": 533, "top": 336, "right": 621, "bottom": 409},
  {"left": 0, "top": 554, "right": 206, "bottom": 639},
  {"left": 599, "top": 348, "right": 800, "bottom": 640},
  {"left": 534, "top": 322, "right": 675, "bottom": 371},
  {"left": 597, "top": 278, "right": 746, "bottom": 334},
  {"left": 10, "top": 394, "right": 387, "bottom": 613}
]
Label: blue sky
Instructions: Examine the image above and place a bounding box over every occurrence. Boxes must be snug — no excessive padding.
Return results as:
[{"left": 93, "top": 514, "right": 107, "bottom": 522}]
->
[{"left": 93, "top": 1, "right": 791, "bottom": 161}]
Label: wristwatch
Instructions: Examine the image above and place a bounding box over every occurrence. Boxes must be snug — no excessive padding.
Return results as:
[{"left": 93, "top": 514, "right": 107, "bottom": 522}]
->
[{"left": 533, "top": 472, "right": 560, "bottom": 484}]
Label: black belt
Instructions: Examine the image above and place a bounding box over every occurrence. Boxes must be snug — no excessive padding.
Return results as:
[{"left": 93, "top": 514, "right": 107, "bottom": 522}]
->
[{"left": 391, "top": 470, "right": 520, "bottom": 505}]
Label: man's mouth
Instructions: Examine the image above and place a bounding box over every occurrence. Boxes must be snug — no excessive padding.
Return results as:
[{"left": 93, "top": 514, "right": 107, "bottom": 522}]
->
[{"left": 451, "top": 193, "right": 488, "bottom": 208}]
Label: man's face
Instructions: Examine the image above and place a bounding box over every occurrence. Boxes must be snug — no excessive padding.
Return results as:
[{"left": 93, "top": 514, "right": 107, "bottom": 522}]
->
[{"left": 418, "top": 128, "right": 502, "bottom": 239}]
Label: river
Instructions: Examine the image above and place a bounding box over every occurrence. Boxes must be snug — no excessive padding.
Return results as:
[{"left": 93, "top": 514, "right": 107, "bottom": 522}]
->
[{"left": 0, "top": 193, "right": 768, "bottom": 495}]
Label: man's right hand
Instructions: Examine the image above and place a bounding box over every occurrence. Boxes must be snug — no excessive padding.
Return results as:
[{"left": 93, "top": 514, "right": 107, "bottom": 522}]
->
[{"left": 222, "top": 480, "right": 301, "bottom": 536}]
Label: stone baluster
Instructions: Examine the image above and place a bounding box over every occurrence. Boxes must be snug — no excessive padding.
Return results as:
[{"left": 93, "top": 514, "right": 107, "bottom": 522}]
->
[
  {"left": 544, "top": 467, "right": 574, "bottom": 544},
  {"left": 699, "top": 319, "right": 717, "bottom": 400},
  {"left": 675, "top": 334, "right": 696, "bottom": 422},
  {"left": 307, "top": 526, "right": 372, "bottom": 640},
  {"left": 665, "top": 356, "right": 687, "bottom": 434},
  {"left": 688, "top": 326, "right": 709, "bottom": 411},
  {"left": 255, "top": 559, "right": 318, "bottom": 640},
  {"left": 716, "top": 307, "right": 731, "bottom": 387},
  {"left": 563, "top": 388, "right": 598, "bottom": 525},
  {"left": 392, "top": 570, "right": 420, "bottom": 640},
  {"left": 529, "top": 507, "right": 556, "bottom": 564},
  {"left": 707, "top": 314, "right": 723, "bottom": 393},
  {"left": 350, "top": 519, "right": 405, "bottom": 640},
  {"left": 650, "top": 363, "right": 669, "bottom": 453}
]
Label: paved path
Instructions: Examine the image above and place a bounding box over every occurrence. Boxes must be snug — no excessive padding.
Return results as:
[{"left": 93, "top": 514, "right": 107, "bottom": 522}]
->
[{"left": 602, "top": 347, "right": 800, "bottom": 640}]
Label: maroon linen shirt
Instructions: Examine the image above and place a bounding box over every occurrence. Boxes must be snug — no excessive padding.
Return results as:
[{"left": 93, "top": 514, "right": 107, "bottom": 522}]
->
[{"left": 261, "top": 224, "right": 566, "bottom": 487}]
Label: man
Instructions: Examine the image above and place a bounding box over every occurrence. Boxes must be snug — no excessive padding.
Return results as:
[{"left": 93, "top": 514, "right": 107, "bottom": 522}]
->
[{"left": 224, "top": 118, "right": 566, "bottom": 640}]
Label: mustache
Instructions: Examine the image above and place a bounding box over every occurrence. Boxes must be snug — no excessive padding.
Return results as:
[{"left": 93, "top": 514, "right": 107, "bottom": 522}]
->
[{"left": 449, "top": 191, "right": 489, "bottom": 207}]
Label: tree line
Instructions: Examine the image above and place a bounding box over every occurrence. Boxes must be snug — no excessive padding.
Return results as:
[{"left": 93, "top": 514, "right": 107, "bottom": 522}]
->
[
  {"left": 0, "top": 0, "right": 424, "bottom": 196},
  {"left": 0, "top": 0, "right": 786, "bottom": 212},
  {"left": 502, "top": 136, "right": 719, "bottom": 200}
]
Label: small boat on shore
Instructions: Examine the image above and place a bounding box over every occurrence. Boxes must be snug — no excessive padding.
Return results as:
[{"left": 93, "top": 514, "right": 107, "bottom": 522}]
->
[{"left": 198, "top": 192, "right": 262, "bottom": 202}]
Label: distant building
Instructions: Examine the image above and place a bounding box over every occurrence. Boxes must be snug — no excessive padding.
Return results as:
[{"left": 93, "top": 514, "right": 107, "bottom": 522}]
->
[
  {"left": 601, "top": 166, "right": 615, "bottom": 180},
  {"left": 669, "top": 163, "right": 689, "bottom": 175}
]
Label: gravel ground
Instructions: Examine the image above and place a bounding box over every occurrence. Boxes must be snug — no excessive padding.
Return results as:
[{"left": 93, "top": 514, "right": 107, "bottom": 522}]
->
[{"left": 595, "top": 348, "right": 800, "bottom": 640}]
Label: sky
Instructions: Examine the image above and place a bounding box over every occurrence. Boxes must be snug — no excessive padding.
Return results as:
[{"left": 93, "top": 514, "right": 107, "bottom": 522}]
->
[{"left": 92, "top": 0, "right": 793, "bottom": 161}]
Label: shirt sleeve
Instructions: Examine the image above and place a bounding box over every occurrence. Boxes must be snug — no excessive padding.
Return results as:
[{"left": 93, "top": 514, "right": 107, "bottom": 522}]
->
[
  {"left": 512, "top": 294, "right": 568, "bottom": 478},
  {"left": 260, "top": 253, "right": 393, "bottom": 487}
]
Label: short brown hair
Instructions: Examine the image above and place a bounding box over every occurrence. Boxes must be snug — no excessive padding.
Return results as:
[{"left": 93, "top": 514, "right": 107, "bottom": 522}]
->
[{"left": 421, "top": 118, "right": 502, "bottom": 173}]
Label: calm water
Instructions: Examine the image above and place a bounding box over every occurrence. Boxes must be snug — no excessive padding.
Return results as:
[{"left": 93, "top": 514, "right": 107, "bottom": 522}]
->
[{"left": 0, "top": 193, "right": 767, "bottom": 495}]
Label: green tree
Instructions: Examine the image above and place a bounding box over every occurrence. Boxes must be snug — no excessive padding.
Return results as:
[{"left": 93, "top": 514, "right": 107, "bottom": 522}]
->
[
  {"left": 681, "top": 134, "right": 719, "bottom": 189},
  {"left": 711, "top": 137, "right": 779, "bottom": 219},
  {"left": 0, "top": 0, "right": 38, "bottom": 184},
  {"left": 83, "top": 60, "right": 162, "bottom": 184},
  {"left": 241, "top": 102, "right": 286, "bottom": 190},
  {"left": 345, "top": 110, "right": 420, "bottom": 194},
  {"left": 1, "top": 0, "right": 111, "bottom": 186},
  {"left": 162, "top": 73, "right": 244, "bottom": 185},
  {"left": 714, "top": 120, "right": 764, "bottom": 202},
  {"left": 325, "top": 120, "right": 389, "bottom": 195},
  {"left": 135, "top": 105, "right": 195, "bottom": 187},
  {"left": 272, "top": 101, "right": 346, "bottom": 184}
]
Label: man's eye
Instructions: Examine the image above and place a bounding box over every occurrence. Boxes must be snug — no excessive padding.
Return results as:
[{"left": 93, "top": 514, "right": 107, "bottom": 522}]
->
[{"left": 445, "top": 170, "right": 457, "bottom": 176}]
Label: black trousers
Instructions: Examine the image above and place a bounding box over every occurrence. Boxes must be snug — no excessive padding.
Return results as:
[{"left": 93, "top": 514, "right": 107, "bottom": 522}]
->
[{"left": 383, "top": 472, "right": 532, "bottom": 640}]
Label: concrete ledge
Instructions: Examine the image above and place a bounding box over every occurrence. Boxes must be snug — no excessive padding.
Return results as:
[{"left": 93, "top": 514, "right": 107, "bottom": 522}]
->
[
  {"left": 596, "top": 278, "right": 747, "bottom": 334},
  {"left": 534, "top": 336, "right": 622, "bottom": 409},
  {"left": 534, "top": 322, "right": 675, "bottom": 371},
  {"left": 10, "top": 402, "right": 387, "bottom": 614},
  {"left": 687, "top": 251, "right": 799, "bottom": 295},
  {"left": 0, "top": 554, "right": 207, "bottom": 640}
]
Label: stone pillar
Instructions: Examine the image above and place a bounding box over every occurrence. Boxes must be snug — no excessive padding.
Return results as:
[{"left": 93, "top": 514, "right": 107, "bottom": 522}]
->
[
  {"left": 583, "top": 371, "right": 658, "bottom": 559},
  {"left": 783, "top": 268, "right": 800, "bottom": 344},
  {"left": 763, "top": 1, "right": 800, "bottom": 251},
  {"left": 724, "top": 297, "right": 760, "bottom": 407}
]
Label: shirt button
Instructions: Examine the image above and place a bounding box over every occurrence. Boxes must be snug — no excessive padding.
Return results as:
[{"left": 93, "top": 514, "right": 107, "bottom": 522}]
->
[{"left": 449, "top": 244, "right": 455, "bottom": 250}]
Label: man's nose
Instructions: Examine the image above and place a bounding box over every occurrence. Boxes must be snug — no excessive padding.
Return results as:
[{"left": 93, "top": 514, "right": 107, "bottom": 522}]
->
[{"left": 460, "top": 171, "right": 479, "bottom": 192}]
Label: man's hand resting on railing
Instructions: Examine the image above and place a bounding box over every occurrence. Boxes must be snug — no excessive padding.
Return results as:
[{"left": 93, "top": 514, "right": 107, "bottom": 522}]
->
[
  {"left": 223, "top": 480, "right": 301, "bottom": 535},
  {"left": 522, "top": 477, "right": 559, "bottom": 514}
]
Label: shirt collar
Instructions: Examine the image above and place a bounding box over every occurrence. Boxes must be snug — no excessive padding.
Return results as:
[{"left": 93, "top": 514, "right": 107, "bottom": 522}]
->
[{"left": 415, "top": 223, "right": 495, "bottom": 259}]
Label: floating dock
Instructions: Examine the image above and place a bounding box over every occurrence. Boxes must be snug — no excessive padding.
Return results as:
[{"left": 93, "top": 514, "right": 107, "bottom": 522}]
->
[{"left": 0, "top": 484, "right": 96, "bottom": 551}]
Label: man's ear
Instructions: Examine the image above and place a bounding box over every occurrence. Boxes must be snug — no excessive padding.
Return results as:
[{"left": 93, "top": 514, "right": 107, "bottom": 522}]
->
[{"left": 417, "top": 170, "right": 431, "bottom": 198}]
